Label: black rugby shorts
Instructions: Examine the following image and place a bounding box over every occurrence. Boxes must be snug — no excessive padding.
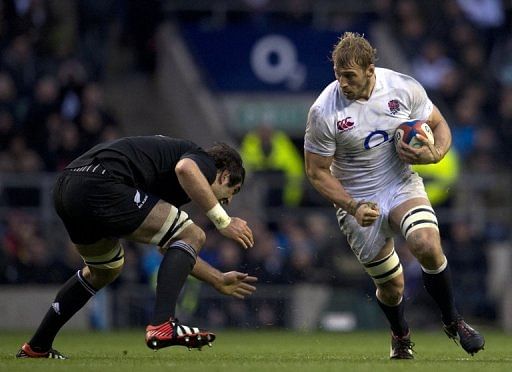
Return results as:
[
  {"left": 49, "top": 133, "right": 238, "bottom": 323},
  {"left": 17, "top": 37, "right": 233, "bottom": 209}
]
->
[{"left": 53, "top": 168, "right": 158, "bottom": 244}]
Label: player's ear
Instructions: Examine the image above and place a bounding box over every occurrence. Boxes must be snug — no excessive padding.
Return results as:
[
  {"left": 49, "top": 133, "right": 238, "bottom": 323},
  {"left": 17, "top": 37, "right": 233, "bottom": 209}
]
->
[
  {"left": 215, "top": 171, "right": 222, "bottom": 184},
  {"left": 218, "top": 170, "right": 230, "bottom": 185},
  {"left": 366, "top": 64, "right": 375, "bottom": 77}
]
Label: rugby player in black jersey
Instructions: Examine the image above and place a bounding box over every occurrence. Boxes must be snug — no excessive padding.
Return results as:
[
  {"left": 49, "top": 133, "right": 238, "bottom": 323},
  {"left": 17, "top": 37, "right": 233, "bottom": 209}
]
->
[{"left": 17, "top": 135, "right": 256, "bottom": 359}]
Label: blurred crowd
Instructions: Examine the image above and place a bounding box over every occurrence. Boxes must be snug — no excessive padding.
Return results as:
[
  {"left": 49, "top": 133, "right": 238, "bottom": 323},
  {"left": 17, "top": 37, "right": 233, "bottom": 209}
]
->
[
  {"left": 387, "top": 0, "right": 512, "bottom": 172},
  {"left": 384, "top": 0, "right": 511, "bottom": 324},
  {"left": 0, "top": 0, "right": 129, "bottom": 174},
  {"left": 1, "top": 0, "right": 512, "bottom": 328}
]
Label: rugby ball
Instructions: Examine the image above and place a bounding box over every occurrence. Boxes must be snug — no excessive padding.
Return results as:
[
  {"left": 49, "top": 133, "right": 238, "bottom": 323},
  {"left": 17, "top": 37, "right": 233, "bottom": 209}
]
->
[{"left": 395, "top": 119, "right": 434, "bottom": 149}]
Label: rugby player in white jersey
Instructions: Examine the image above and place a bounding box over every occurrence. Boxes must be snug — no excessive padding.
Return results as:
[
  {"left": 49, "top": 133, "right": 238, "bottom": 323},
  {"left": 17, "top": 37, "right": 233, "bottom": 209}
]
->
[{"left": 304, "top": 32, "right": 484, "bottom": 359}]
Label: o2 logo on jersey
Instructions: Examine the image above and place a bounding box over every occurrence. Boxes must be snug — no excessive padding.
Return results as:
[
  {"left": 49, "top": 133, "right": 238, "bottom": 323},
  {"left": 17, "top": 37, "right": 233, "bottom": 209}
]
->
[
  {"left": 337, "top": 117, "right": 354, "bottom": 132},
  {"left": 364, "top": 130, "right": 393, "bottom": 149}
]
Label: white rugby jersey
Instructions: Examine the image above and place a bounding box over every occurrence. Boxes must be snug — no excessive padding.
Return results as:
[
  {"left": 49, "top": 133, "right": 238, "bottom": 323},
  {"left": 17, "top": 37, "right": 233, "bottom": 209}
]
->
[{"left": 304, "top": 67, "right": 434, "bottom": 197}]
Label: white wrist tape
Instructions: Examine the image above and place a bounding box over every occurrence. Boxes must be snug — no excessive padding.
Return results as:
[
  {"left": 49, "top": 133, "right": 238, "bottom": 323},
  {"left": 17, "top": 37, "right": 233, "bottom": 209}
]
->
[{"left": 206, "top": 203, "right": 231, "bottom": 229}]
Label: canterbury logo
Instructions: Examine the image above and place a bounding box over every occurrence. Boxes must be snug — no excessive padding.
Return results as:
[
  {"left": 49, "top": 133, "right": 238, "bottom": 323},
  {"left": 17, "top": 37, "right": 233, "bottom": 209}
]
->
[
  {"left": 134, "top": 190, "right": 148, "bottom": 209},
  {"left": 337, "top": 117, "right": 355, "bottom": 131}
]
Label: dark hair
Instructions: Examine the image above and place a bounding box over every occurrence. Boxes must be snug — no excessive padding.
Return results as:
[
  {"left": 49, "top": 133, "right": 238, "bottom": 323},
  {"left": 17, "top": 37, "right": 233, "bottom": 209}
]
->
[{"left": 206, "top": 142, "right": 245, "bottom": 187}]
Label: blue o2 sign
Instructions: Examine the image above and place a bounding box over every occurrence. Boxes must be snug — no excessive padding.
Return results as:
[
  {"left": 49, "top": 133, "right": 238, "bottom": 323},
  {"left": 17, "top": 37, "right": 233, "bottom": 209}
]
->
[
  {"left": 250, "top": 34, "right": 306, "bottom": 90},
  {"left": 179, "top": 22, "right": 369, "bottom": 92}
]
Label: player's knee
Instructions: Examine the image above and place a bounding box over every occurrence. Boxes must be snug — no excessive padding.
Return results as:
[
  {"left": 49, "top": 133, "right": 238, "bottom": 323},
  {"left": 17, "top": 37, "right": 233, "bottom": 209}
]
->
[
  {"left": 377, "top": 279, "right": 404, "bottom": 305},
  {"left": 179, "top": 223, "right": 206, "bottom": 252},
  {"left": 79, "top": 242, "right": 125, "bottom": 288},
  {"left": 380, "top": 290, "right": 403, "bottom": 306},
  {"left": 151, "top": 205, "right": 195, "bottom": 248},
  {"left": 82, "top": 265, "right": 122, "bottom": 289},
  {"left": 169, "top": 223, "right": 206, "bottom": 253},
  {"left": 408, "top": 229, "right": 440, "bottom": 261}
]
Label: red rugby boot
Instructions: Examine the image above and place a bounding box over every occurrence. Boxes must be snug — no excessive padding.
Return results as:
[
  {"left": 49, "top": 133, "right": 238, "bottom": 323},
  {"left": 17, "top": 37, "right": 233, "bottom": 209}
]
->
[{"left": 145, "top": 318, "right": 216, "bottom": 351}]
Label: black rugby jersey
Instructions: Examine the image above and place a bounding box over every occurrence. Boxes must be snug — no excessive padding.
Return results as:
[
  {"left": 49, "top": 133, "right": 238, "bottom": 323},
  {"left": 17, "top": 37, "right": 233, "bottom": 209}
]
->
[{"left": 66, "top": 135, "right": 217, "bottom": 206}]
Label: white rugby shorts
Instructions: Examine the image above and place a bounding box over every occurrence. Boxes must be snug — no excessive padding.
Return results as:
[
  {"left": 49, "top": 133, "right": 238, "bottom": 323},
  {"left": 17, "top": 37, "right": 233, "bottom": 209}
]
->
[{"left": 336, "top": 172, "right": 428, "bottom": 263}]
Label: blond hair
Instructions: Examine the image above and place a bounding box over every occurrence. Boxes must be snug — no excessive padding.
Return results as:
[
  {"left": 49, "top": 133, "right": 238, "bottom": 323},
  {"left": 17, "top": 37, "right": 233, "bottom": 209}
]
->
[{"left": 331, "top": 32, "right": 377, "bottom": 70}]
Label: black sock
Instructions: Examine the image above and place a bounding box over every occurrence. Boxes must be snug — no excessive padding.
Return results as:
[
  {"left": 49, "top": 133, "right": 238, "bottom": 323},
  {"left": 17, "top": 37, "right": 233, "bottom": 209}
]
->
[
  {"left": 29, "top": 270, "right": 96, "bottom": 351},
  {"left": 377, "top": 297, "right": 409, "bottom": 337},
  {"left": 422, "top": 262, "right": 460, "bottom": 325},
  {"left": 151, "top": 241, "right": 196, "bottom": 325}
]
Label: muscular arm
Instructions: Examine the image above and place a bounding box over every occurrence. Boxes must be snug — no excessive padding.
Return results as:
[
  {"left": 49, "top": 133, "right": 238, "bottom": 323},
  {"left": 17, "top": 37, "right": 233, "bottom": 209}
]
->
[
  {"left": 175, "top": 158, "right": 219, "bottom": 212},
  {"left": 427, "top": 104, "right": 452, "bottom": 159},
  {"left": 304, "top": 150, "right": 354, "bottom": 211},
  {"left": 305, "top": 150, "right": 380, "bottom": 225},
  {"left": 176, "top": 157, "right": 254, "bottom": 249},
  {"left": 397, "top": 105, "right": 452, "bottom": 164},
  {"left": 191, "top": 256, "right": 222, "bottom": 286},
  {"left": 191, "top": 257, "right": 257, "bottom": 299}
]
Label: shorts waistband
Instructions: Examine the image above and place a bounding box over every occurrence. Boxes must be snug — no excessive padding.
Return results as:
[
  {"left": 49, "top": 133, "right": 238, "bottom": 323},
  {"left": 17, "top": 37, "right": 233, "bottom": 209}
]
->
[{"left": 67, "top": 163, "right": 107, "bottom": 175}]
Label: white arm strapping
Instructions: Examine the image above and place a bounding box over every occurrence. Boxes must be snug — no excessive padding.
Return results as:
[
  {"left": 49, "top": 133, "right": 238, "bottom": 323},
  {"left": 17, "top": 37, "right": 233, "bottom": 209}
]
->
[{"left": 206, "top": 203, "right": 231, "bottom": 229}]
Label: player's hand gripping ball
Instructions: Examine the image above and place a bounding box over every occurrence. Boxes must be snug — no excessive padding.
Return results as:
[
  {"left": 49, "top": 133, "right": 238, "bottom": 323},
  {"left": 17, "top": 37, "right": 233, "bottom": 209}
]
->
[{"left": 394, "top": 119, "right": 434, "bottom": 149}]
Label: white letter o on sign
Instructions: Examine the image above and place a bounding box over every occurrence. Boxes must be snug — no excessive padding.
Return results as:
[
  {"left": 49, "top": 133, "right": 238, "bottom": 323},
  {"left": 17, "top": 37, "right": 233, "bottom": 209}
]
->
[{"left": 250, "top": 35, "right": 297, "bottom": 84}]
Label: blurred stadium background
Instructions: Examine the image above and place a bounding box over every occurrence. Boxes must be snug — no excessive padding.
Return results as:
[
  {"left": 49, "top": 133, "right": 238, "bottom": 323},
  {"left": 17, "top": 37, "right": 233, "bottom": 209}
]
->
[{"left": 1, "top": 0, "right": 512, "bottom": 336}]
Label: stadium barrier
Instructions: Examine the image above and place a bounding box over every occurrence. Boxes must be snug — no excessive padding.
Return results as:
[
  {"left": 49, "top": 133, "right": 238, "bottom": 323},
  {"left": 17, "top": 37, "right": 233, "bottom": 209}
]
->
[{"left": 0, "top": 283, "right": 384, "bottom": 331}]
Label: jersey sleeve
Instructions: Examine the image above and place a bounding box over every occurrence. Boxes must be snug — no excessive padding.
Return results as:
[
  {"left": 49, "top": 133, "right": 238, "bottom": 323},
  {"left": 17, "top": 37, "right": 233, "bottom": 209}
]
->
[
  {"left": 408, "top": 76, "right": 434, "bottom": 121},
  {"left": 182, "top": 151, "right": 217, "bottom": 184},
  {"left": 304, "top": 105, "right": 336, "bottom": 157}
]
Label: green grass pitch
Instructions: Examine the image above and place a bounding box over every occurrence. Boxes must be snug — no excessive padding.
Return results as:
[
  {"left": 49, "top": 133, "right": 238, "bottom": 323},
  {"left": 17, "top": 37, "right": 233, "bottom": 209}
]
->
[{"left": 1, "top": 329, "right": 511, "bottom": 372}]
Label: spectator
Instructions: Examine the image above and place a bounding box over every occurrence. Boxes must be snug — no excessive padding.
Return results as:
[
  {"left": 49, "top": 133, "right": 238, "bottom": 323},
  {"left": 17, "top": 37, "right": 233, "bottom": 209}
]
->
[
  {"left": 77, "top": 107, "right": 107, "bottom": 149},
  {"left": 23, "top": 75, "right": 60, "bottom": 156},
  {"left": 490, "top": 35, "right": 512, "bottom": 85},
  {"left": 434, "top": 68, "right": 463, "bottom": 111},
  {"left": 0, "top": 133, "right": 43, "bottom": 172},
  {"left": 240, "top": 123, "right": 304, "bottom": 207},
  {"left": 15, "top": 236, "right": 55, "bottom": 283},
  {"left": 445, "top": 220, "right": 489, "bottom": 318},
  {"left": 449, "top": 96, "right": 481, "bottom": 160},
  {"left": 393, "top": 0, "right": 428, "bottom": 58},
  {"left": 446, "top": 21, "right": 479, "bottom": 59},
  {"left": 495, "top": 87, "right": 512, "bottom": 163},
  {"left": 77, "top": 0, "right": 118, "bottom": 80},
  {"left": 244, "top": 223, "right": 284, "bottom": 284},
  {"left": 0, "top": 108, "right": 16, "bottom": 151},
  {"left": 1, "top": 210, "right": 47, "bottom": 282},
  {"left": 411, "top": 39, "right": 456, "bottom": 91},
  {"left": 1, "top": 34, "right": 38, "bottom": 97},
  {"left": 53, "top": 121, "right": 83, "bottom": 170},
  {"left": 0, "top": 71, "right": 18, "bottom": 118},
  {"left": 57, "top": 58, "right": 88, "bottom": 121},
  {"left": 81, "top": 82, "right": 117, "bottom": 125},
  {"left": 459, "top": 43, "right": 492, "bottom": 86},
  {"left": 412, "top": 148, "right": 460, "bottom": 209},
  {"left": 455, "top": 0, "right": 505, "bottom": 51}
]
